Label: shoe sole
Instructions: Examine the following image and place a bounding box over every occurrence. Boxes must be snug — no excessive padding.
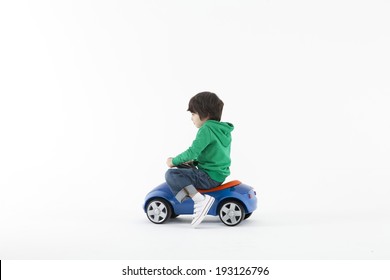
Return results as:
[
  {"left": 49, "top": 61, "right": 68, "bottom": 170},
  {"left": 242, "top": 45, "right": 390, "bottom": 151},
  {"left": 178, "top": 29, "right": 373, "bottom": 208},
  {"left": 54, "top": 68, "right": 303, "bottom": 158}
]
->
[{"left": 192, "top": 196, "right": 215, "bottom": 227}]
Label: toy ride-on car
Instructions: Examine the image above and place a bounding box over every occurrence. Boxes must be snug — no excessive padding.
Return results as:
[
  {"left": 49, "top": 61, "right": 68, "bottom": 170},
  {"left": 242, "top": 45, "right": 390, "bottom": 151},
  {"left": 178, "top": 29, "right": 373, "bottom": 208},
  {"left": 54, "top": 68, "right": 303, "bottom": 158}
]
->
[{"left": 143, "top": 180, "right": 257, "bottom": 226}]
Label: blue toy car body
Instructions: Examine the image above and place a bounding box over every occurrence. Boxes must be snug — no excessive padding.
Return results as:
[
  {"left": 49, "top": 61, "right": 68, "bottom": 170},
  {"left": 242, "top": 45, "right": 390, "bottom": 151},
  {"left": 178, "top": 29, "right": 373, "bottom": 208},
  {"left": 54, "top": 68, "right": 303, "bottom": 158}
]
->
[{"left": 143, "top": 180, "right": 257, "bottom": 226}]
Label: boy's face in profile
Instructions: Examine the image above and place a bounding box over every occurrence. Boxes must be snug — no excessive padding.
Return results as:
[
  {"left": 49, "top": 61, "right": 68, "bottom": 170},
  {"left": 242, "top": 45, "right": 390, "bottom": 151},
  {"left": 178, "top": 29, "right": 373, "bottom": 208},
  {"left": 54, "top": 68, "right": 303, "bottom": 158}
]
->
[{"left": 191, "top": 113, "right": 207, "bottom": 128}]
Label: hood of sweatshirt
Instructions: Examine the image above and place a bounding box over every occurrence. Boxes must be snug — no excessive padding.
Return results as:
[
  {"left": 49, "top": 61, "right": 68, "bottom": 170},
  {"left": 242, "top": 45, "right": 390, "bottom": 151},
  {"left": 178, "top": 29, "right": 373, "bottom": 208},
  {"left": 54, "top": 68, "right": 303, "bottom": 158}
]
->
[{"left": 203, "top": 120, "right": 234, "bottom": 147}]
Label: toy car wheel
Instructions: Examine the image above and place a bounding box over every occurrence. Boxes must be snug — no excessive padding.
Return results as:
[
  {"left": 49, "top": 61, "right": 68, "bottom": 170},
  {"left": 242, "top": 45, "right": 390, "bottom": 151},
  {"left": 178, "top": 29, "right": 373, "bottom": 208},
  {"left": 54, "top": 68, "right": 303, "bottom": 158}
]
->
[
  {"left": 146, "top": 199, "right": 172, "bottom": 224},
  {"left": 218, "top": 200, "right": 245, "bottom": 226}
]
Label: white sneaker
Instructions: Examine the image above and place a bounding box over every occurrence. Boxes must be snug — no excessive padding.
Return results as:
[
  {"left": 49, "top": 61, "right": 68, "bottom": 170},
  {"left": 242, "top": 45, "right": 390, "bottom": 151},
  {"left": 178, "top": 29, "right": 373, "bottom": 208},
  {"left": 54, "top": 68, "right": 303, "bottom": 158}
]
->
[{"left": 191, "top": 195, "right": 215, "bottom": 227}]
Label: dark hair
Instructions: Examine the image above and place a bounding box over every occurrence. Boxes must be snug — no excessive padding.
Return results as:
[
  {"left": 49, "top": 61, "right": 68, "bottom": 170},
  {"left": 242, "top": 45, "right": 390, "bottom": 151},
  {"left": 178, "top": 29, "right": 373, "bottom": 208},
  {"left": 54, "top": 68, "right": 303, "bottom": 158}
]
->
[{"left": 187, "top": 91, "right": 224, "bottom": 121}]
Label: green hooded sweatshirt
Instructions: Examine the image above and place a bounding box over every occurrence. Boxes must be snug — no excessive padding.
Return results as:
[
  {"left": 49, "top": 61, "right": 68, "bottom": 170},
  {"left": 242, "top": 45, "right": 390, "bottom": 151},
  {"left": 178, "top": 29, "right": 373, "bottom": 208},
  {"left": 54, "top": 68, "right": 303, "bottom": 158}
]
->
[{"left": 172, "top": 120, "right": 234, "bottom": 182}]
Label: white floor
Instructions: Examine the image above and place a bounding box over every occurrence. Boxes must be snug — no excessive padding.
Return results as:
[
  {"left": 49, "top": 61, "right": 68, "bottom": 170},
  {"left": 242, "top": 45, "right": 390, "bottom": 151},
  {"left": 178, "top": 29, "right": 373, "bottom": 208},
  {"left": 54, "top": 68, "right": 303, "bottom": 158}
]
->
[{"left": 1, "top": 201, "right": 389, "bottom": 260}]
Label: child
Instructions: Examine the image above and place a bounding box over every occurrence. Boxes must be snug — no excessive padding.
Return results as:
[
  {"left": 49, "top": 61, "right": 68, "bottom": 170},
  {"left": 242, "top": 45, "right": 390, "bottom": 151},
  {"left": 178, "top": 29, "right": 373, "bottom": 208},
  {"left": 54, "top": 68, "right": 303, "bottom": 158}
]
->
[{"left": 165, "top": 92, "right": 234, "bottom": 227}]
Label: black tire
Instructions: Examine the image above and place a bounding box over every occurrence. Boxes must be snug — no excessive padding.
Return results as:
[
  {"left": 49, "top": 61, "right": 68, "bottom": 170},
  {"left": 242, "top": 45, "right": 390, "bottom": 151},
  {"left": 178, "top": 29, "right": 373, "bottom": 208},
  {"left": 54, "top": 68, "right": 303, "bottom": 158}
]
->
[
  {"left": 218, "top": 200, "right": 245, "bottom": 226},
  {"left": 146, "top": 198, "right": 172, "bottom": 224}
]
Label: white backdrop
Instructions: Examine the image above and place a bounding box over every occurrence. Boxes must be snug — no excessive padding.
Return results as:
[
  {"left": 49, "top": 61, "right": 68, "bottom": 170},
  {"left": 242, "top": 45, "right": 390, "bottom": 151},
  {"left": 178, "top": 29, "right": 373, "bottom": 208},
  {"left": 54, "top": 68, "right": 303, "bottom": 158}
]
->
[{"left": 1, "top": 0, "right": 389, "bottom": 259}]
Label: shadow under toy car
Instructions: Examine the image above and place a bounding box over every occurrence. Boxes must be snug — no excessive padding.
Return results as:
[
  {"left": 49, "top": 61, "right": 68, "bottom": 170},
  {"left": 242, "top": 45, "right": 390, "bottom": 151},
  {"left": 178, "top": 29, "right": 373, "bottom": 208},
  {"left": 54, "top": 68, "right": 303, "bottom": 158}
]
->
[{"left": 143, "top": 180, "right": 257, "bottom": 226}]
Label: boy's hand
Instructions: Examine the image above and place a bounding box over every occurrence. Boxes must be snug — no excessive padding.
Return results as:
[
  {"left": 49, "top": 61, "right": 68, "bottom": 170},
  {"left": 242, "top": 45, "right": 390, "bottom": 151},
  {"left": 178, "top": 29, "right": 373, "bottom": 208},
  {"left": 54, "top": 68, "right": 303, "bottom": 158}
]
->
[{"left": 166, "top": 157, "right": 175, "bottom": 167}]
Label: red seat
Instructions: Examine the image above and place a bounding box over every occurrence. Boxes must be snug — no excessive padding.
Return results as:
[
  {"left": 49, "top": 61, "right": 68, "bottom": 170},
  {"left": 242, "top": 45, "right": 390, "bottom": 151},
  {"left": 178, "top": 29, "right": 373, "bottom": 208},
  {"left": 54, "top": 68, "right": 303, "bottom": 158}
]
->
[{"left": 198, "top": 180, "right": 241, "bottom": 193}]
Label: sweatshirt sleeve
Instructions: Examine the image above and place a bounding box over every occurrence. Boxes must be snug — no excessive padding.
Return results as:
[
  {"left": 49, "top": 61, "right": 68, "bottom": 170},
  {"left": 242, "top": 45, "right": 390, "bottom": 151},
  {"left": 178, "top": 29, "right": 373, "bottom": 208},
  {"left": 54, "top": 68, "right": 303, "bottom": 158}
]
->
[{"left": 172, "top": 126, "right": 211, "bottom": 166}]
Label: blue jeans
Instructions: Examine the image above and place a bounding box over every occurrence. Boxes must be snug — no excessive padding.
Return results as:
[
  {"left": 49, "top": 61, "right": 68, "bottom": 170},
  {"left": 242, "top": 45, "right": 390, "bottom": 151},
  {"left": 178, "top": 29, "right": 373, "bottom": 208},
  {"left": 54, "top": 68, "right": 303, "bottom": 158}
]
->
[{"left": 165, "top": 168, "right": 222, "bottom": 202}]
